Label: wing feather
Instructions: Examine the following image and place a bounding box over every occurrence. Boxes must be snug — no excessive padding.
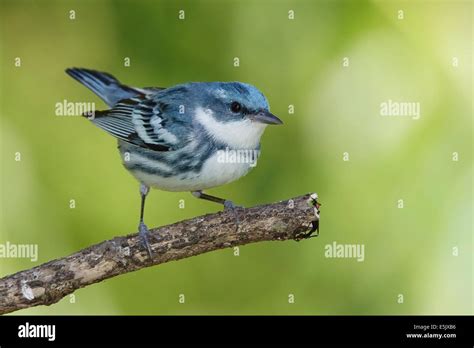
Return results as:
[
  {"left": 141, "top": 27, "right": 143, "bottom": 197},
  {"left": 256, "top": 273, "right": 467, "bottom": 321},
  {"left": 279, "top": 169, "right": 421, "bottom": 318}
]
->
[{"left": 90, "top": 95, "right": 186, "bottom": 151}]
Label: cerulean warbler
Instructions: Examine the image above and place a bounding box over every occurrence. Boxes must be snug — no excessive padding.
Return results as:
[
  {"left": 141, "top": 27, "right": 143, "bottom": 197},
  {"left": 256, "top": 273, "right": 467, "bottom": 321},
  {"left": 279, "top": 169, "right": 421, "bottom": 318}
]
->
[{"left": 66, "top": 68, "right": 283, "bottom": 256}]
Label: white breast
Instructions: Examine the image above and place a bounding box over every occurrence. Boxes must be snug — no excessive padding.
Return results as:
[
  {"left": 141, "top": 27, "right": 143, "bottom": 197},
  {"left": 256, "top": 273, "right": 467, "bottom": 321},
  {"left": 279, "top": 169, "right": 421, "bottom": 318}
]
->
[{"left": 130, "top": 152, "right": 254, "bottom": 192}]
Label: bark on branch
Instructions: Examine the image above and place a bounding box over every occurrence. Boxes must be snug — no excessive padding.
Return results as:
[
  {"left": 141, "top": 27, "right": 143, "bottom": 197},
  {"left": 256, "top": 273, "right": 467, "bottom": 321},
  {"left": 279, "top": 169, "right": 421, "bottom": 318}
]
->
[{"left": 0, "top": 193, "right": 321, "bottom": 315}]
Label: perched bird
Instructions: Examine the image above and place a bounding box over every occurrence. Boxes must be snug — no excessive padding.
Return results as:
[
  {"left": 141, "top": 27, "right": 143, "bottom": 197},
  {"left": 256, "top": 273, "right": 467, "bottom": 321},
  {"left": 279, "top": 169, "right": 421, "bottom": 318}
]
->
[{"left": 66, "top": 68, "right": 283, "bottom": 256}]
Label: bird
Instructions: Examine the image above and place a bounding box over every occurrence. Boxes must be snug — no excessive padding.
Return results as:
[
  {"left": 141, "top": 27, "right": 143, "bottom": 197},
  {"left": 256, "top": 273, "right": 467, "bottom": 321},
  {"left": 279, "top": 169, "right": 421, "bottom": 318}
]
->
[{"left": 66, "top": 67, "right": 283, "bottom": 257}]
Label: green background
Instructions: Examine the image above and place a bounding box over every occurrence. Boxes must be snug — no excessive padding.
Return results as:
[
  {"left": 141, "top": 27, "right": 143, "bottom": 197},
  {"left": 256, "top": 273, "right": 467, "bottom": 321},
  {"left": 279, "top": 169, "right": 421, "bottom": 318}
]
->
[{"left": 0, "top": 0, "right": 472, "bottom": 314}]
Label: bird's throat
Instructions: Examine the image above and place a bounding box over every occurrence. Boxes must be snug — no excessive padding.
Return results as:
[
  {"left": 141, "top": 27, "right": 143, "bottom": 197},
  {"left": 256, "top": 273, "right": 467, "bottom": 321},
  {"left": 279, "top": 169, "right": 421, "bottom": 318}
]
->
[{"left": 195, "top": 107, "right": 265, "bottom": 150}]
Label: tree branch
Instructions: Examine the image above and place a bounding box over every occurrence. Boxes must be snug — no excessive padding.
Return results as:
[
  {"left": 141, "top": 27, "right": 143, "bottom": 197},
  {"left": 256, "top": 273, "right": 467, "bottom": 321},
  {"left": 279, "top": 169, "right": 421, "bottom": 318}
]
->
[{"left": 0, "top": 193, "right": 320, "bottom": 315}]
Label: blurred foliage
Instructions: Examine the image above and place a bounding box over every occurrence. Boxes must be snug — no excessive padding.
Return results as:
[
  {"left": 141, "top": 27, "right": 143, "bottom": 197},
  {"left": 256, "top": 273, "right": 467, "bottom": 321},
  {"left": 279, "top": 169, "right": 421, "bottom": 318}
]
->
[{"left": 0, "top": 0, "right": 472, "bottom": 314}]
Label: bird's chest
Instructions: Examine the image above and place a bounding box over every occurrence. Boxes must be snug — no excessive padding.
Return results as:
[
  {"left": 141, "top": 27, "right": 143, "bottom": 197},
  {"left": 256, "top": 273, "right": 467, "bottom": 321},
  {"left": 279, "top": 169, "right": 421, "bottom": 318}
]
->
[
  {"left": 124, "top": 147, "right": 259, "bottom": 192},
  {"left": 193, "top": 150, "right": 258, "bottom": 189}
]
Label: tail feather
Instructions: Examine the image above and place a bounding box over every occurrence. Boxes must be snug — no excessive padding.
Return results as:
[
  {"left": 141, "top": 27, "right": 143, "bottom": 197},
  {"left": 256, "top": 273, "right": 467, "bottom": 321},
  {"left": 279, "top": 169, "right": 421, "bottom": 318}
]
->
[{"left": 66, "top": 67, "right": 144, "bottom": 107}]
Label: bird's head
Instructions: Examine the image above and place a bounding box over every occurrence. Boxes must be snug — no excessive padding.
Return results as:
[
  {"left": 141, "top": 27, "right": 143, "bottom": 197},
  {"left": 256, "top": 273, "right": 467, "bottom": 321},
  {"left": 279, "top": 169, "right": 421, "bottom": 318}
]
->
[
  {"left": 185, "top": 82, "right": 283, "bottom": 149},
  {"left": 202, "top": 82, "right": 282, "bottom": 126}
]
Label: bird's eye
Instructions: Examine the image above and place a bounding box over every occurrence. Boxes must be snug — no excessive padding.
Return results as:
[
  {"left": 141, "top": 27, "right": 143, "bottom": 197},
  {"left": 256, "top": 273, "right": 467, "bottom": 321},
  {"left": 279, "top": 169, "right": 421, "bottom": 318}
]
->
[{"left": 230, "top": 102, "right": 242, "bottom": 113}]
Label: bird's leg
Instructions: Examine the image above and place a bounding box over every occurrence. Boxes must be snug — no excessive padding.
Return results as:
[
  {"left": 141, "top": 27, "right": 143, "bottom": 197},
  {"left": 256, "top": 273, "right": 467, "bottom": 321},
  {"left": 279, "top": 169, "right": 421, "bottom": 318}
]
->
[
  {"left": 138, "top": 183, "right": 153, "bottom": 257},
  {"left": 191, "top": 190, "right": 241, "bottom": 225}
]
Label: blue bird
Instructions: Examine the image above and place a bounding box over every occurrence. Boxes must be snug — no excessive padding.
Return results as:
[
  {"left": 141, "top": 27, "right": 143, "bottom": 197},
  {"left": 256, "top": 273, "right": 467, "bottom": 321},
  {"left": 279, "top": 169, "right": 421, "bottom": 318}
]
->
[{"left": 66, "top": 68, "right": 283, "bottom": 256}]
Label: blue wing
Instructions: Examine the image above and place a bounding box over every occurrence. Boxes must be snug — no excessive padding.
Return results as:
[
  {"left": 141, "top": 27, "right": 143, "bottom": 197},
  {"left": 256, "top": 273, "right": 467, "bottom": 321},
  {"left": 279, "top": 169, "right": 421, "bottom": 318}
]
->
[{"left": 91, "top": 94, "right": 190, "bottom": 151}]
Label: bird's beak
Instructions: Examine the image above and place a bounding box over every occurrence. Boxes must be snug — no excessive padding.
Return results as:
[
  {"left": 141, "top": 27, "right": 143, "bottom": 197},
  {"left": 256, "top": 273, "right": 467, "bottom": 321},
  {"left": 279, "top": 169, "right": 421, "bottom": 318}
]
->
[{"left": 251, "top": 110, "right": 283, "bottom": 125}]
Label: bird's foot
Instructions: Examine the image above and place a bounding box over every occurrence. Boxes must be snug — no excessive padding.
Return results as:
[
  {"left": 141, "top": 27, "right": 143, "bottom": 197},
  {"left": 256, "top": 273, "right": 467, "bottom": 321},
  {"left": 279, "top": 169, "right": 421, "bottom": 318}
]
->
[
  {"left": 223, "top": 200, "right": 242, "bottom": 227},
  {"left": 138, "top": 222, "right": 153, "bottom": 258}
]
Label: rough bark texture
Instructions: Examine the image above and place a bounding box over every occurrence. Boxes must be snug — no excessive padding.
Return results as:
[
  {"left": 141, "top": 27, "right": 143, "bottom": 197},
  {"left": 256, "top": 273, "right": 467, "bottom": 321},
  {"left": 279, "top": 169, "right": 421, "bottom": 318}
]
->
[{"left": 0, "top": 194, "right": 320, "bottom": 315}]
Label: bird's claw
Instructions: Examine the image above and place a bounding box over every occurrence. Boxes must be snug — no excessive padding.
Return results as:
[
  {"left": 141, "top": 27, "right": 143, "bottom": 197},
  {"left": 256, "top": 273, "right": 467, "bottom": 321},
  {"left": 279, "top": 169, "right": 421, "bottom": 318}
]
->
[
  {"left": 223, "top": 200, "right": 242, "bottom": 210},
  {"left": 138, "top": 222, "right": 153, "bottom": 258},
  {"left": 223, "top": 200, "right": 242, "bottom": 228}
]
